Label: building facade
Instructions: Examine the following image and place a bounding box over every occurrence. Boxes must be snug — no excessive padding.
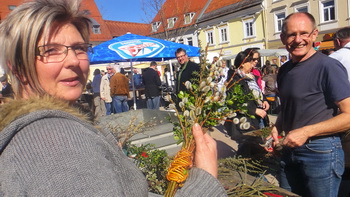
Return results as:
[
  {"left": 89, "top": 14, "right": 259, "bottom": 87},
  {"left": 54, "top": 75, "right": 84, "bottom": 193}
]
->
[
  {"left": 265, "top": 0, "right": 350, "bottom": 51},
  {"left": 149, "top": 0, "right": 209, "bottom": 47},
  {"left": 197, "top": 0, "right": 266, "bottom": 62}
]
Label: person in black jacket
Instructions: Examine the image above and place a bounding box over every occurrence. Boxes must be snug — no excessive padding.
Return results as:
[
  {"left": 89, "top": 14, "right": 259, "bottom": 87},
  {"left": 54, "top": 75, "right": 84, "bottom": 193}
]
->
[
  {"left": 142, "top": 61, "right": 162, "bottom": 110},
  {"left": 0, "top": 76, "right": 13, "bottom": 99},
  {"left": 175, "top": 48, "right": 200, "bottom": 94}
]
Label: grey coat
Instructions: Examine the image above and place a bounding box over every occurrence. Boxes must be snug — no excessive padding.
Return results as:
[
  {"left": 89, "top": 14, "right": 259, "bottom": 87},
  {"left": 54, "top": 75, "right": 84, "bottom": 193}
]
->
[{"left": 0, "top": 97, "right": 227, "bottom": 196}]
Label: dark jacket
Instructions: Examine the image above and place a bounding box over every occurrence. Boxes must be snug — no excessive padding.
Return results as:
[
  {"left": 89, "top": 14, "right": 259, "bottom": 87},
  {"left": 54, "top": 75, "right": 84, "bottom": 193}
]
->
[
  {"left": 1, "top": 83, "right": 13, "bottom": 98},
  {"left": 142, "top": 67, "right": 161, "bottom": 98},
  {"left": 175, "top": 60, "right": 200, "bottom": 94}
]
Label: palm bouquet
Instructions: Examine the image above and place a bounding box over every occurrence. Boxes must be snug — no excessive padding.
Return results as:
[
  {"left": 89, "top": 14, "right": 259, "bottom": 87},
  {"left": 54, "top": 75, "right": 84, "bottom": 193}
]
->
[{"left": 164, "top": 48, "right": 254, "bottom": 196}]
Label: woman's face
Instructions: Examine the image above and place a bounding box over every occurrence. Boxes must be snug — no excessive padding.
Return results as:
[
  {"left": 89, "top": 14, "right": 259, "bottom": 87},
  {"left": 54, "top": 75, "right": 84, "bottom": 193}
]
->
[
  {"left": 241, "top": 61, "right": 253, "bottom": 74},
  {"left": 251, "top": 53, "right": 259, "bottom": 68},
  {"left": 36, "top": 23, "right": 89, "bottom": 102}
]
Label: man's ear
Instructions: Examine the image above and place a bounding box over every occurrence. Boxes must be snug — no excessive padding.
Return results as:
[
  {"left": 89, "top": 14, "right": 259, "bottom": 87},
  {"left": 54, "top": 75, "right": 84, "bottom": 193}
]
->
[{"left": 336, "top": 38, "right": 341, "bottom": 48}]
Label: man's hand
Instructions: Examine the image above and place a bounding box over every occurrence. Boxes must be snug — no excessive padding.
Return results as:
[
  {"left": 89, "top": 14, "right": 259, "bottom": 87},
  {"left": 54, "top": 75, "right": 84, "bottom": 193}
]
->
[
  {"left": 193, "top": 123, "right": 218, "bottom": 178},
  {"left": 265, "top": 126, "right": 280, "bottom": 152},
  {"left": 282, "top": 127, "right": 309, "bottom": 148}
]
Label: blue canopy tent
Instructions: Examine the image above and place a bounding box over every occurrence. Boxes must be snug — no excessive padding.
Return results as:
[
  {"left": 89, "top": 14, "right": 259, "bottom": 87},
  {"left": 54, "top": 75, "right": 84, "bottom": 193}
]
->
[{"left": 88, "top": 33, "right": 200, "bottom": 109}]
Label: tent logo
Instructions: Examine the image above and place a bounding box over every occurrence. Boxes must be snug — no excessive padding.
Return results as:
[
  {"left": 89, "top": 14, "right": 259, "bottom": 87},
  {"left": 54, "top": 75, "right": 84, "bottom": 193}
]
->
[{"left": 109, "top": 39, "right": 165, "bottom": 59}]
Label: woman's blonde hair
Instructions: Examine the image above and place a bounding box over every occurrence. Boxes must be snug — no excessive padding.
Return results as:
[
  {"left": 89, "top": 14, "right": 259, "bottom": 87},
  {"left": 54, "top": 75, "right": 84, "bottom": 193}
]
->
[{"left": 0, "top": 0, "right": 91, "bottom": 99}]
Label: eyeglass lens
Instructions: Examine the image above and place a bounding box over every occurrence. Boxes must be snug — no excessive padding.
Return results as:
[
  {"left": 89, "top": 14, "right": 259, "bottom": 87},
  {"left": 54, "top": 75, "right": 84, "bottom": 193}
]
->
[{"left": 38, "top": 43, "right": 91, "bottom": 63}]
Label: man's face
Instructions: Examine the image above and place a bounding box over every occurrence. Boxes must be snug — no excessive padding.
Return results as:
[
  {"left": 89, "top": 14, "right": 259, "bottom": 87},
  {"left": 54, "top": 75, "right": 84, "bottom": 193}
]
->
[
  {"left": 106, "top": 66, "right": 113, "bottom": 74},
  {"left": 176, "top": 51, "right": 189, "bottom": 65},
  {"left": 280, "top": 14, "right": 318, "bottom": 62}
]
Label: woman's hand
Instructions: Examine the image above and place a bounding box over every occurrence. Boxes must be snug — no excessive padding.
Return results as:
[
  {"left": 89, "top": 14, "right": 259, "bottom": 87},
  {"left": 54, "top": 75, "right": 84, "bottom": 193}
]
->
[
  {"left": 262, "top": 101, "right": 270, "bottom": 111},
  {"left": 256, "top": 108, "right": 267, "bottom": 118},
  {"left": 192, "top": 123, "right": 218, "bottom": 178}
]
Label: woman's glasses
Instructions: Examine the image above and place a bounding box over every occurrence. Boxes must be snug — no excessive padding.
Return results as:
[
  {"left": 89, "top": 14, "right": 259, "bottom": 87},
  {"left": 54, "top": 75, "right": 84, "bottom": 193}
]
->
[{"left": 37, "top": 43, "right": 92, "bottom": 63}]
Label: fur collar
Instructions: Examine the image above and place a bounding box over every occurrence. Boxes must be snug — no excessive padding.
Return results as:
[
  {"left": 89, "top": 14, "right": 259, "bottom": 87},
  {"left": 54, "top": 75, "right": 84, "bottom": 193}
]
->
[{"left": 0, "top": 96, "right": 93, "bottom": 132}]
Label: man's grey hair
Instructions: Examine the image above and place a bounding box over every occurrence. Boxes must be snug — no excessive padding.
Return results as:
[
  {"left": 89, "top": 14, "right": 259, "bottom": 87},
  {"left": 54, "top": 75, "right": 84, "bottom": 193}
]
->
[{"left": 112, "top": 64, "right": 121, "bottom": 73}]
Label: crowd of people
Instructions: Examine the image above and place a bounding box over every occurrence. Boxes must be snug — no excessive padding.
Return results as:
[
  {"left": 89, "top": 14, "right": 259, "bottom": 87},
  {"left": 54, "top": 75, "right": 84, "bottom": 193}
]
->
[{"left": 1, "top": 0, "right": 350, "bottom": 196}]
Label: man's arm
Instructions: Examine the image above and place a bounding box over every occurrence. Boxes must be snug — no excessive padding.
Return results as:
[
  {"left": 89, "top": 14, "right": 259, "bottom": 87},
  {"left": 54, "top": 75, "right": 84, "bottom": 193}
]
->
[{"left": 283, "top": 97, "right": 350, "bottom": 147}]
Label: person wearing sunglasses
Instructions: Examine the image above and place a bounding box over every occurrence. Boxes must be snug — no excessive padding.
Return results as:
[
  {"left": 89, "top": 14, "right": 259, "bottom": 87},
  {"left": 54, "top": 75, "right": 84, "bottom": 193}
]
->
[
  {"left": 266, "top": 12, "right": 350, "bottom": 197},
  {"left": 0, "top": 0, "right": 226, "bottom": 196},
  {"left": 225, "top": 50, "right": 269, "bottom": 157}
]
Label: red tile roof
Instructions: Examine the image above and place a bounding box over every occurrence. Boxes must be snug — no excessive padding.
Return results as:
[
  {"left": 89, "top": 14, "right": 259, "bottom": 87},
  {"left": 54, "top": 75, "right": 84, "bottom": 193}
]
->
[
  {"left": 105, "top": 20, "right": 151, "bottom": 37},
  {"left": 204, "top": 0, "right": 242, "bottom": 13},
  {"left": 81, "top": 0, "right": 112, "bottom": 42},
  {"left": 0, "top": 0, "right": 22, "bottom": 21},
  {"left": 151, "top": 0, "right": 209, "bottom": 33},
  {"left": 0, "top": 0, "right": 116, "bottom": 43}
]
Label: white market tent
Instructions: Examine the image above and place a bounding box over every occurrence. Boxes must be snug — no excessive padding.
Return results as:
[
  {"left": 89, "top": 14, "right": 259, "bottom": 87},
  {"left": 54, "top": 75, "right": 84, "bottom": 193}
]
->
[{"left": 222, "top": 49, "right": 289, "bottom": 60}]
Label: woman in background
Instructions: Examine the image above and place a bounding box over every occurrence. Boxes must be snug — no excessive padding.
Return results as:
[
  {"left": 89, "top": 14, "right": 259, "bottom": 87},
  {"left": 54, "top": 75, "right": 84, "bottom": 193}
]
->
[
  {"left": 225, "top": 50, "right": 269, "bottom": 156},
  {"left": 0, "top": 0, "right": 226, "bottom": 196}
]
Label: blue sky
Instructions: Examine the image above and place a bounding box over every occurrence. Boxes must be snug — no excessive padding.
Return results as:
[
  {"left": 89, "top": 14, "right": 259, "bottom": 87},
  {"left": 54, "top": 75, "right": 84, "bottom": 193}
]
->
[{"left": 95, "top": 0, "right": 153, "bottom": 23}]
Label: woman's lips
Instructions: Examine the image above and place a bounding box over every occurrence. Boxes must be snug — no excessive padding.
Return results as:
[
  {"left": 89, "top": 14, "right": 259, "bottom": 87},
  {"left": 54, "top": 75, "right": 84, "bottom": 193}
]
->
[{"left": 60, "top": 77, "right": 80, "bottom": 86}]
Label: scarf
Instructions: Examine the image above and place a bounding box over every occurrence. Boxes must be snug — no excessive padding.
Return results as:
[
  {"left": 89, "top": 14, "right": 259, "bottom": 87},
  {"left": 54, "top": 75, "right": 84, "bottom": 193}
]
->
[{"left": 238, "top": 69, "right": 263, "bottom": 107}]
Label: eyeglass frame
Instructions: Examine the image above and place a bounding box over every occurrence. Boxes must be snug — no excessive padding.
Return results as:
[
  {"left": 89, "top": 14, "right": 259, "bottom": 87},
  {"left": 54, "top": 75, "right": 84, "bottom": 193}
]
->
[
  {"left": 284, "top": 29, "right": 316, "bottom": 42},
  {"left": 176, "top": 53, "right": 187, "bottom": 59},
  {"left": 36, "top": 43, "right": 92, "bottom": 63}
]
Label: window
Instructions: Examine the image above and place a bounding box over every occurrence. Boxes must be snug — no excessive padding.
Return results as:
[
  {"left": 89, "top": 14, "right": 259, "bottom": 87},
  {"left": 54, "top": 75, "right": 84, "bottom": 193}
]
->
[
  {"left": 187, "top": 37, "right": 193, "bottom": 46},
  {"left": 8, "top": 5, "right": 16, "bottom": 10},
  {"left": 206, "top": 31, "right": 214, "bottom": 45},
  {"left": 243, "top": 20, "right": 254, "bottom": 37},
  {"left": 92, "top": 25, "right": 101, "bottom": 34},
  {"left": 152, "top": 22, "right": 161, "bottom": 32},
  {"left": 178, "top": 38, "right": 184, "bottom": 44},
  {"left": 83, "top": 10, "right": 91, "bottom": 15},
  {"left": 167, "top": 17, "right": 177, "bottom": 29},
  {"left": 219, "top": 26, "right": 229, "bottom": 42},
  {"left": 89, "top": 18, "right": 101, "bottom": 34},
  {"left": 243, "top": 17, "right": 255, "bottom": 38},
  {"left": 321, "top": 0, "right": 335, "bottom": 22},
  {"left": 184, "top": 12, "right": 195, "bottom": 24},
  {"left": 296, "top": 6, "right": 308, "bottom": 12},
  {"left": 274, "top": 11, "right": 286, "bottom": 32}
]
